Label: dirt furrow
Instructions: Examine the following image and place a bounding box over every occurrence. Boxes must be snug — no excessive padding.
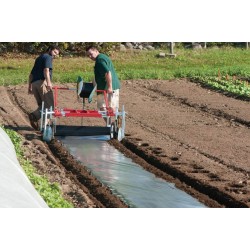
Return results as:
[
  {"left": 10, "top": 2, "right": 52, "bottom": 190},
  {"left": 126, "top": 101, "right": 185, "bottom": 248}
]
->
[
  {"left": 120, "top": 80, "right": 250, "bottom": 207},
  {"left": 3, "top": 85, "right": 128, "bottom": 207},
  {"left": 2, "top": 78, "right": 250, "bottom": 207},
  {"left": 123, "top": 116, "right": 250, "bottom": 207}
]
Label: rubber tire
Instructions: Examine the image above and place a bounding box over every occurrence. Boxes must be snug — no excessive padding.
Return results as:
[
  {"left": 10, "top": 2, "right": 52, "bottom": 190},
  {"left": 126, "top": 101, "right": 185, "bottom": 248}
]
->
[
  {"left": 110, "top": 122, "right": 116, "bottom": 139},
  {"left": 43, "top": 125, "right": 53, "bottom": 142}
]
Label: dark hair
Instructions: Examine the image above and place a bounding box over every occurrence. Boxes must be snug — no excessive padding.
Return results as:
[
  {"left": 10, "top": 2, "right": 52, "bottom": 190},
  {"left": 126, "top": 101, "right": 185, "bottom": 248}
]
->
[
  {"left": 46, "top": 45, "right": 60, "bottom": 52},
  {"left": 85, "top": 45, "right": 98, "bottom": 52}
]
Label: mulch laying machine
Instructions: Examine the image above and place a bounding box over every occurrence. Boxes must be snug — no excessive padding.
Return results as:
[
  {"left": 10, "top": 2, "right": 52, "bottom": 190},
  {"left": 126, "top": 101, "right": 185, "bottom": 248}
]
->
[{"left": 40, "top": 77, "right": 126, "bottom": 142}]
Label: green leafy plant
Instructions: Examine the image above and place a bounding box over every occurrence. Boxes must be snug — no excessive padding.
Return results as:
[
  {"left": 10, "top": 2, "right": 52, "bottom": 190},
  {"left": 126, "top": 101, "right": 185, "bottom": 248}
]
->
[
  {"left": 1, "top": 126, "right": 73, "bottom": 208},
  {"left": 192, "top": 75, "right": 250, "bottom": 98}
]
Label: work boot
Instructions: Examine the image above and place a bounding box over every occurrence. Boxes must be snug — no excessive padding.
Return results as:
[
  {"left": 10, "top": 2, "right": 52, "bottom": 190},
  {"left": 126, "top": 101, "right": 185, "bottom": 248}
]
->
[{"left": 28, "top": 113, "right": 39, "bottom": 130}]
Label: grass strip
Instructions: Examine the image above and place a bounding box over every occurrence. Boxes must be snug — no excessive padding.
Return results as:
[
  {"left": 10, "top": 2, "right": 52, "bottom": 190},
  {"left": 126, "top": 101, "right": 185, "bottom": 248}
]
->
[{"left": 1, "top": 48, "right": 250, "bottom": 85}]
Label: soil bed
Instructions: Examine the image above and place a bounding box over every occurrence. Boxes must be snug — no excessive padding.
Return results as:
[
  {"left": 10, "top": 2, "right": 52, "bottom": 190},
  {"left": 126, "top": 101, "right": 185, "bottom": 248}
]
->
[{"left": 1, "top": 78, "right": 250, "bottom": 207}]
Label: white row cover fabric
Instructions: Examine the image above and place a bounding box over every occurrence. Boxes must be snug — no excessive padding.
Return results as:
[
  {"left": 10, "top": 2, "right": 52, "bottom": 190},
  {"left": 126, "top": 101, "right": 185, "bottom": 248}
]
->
[{"left": 0, "top": 128, "right": 48, "bottom": 208}]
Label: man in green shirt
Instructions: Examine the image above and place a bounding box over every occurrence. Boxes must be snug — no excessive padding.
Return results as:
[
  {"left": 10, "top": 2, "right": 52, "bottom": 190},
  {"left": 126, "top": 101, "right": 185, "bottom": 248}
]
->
[{"left": 86, "top": 46, "right": 120, "bottom": 113}]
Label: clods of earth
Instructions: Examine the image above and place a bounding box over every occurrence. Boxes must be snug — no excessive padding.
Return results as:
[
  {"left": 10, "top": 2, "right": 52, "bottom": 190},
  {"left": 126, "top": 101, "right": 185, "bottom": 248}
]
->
[{"left": 1, "top": 78, "right": 250, "bottom": 207}]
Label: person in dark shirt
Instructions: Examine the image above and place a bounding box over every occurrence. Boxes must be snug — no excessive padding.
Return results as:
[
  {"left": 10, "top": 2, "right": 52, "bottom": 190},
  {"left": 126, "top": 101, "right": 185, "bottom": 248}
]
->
[
  {"left": 86, "top": 46, "right": 120, "bottom": 115},
  {"left": 28, "top": 45, "right": 60, "bottom": 129}
]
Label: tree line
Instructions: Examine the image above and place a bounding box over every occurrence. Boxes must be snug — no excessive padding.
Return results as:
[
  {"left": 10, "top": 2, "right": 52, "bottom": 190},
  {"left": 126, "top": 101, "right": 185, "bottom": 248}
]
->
[{"left": 0, "top": 42, "right": 246, "bottom": 56}]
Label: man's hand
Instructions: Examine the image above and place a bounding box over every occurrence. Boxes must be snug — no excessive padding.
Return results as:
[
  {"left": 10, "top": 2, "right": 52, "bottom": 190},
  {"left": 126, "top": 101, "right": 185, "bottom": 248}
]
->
[
  {"left": 46, "top": 85, "right": 53, "bottom": 91},
  {"left": 107, "top": 87, "right": 113, "bottom": 93}
]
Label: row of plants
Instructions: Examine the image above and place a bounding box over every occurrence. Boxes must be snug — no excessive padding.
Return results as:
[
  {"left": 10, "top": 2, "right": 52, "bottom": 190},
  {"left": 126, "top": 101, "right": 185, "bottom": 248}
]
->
[
  {"left": 191, "top": 75, "right": 250, "bottom": 98},
  {"left": 1, "top": 126, "right": 73, "bottom": 208}
]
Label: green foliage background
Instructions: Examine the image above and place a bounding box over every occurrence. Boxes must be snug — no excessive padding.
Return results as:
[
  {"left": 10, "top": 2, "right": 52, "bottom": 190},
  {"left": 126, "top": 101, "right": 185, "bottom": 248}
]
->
[
  {"left": 0, "top": 42, "right": 247, "bottom": 55},
  {"left": 0, "top": 42, "right": 120, "bottom": 55}
]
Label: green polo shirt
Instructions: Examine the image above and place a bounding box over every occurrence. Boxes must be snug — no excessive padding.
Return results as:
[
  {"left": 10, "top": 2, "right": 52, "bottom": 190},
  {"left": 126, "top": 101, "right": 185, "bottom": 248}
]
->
[{"left": 94, "top": 53, "right": 120, "bottom": 91}]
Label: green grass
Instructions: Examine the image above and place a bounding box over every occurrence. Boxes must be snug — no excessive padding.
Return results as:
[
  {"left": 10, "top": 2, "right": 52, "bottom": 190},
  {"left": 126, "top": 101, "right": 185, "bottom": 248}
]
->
[
  {"left": 1, "top": 47, "right": 250, "bottom": 85},
  {"left": 1, "top": 126, "right": 73, "bottom": 208}
]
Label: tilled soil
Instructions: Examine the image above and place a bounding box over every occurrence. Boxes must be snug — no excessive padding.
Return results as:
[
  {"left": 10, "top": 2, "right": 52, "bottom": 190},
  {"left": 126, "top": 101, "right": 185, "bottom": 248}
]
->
[{"left": 1, "top": 78, "right": 250, "bottom": 208}]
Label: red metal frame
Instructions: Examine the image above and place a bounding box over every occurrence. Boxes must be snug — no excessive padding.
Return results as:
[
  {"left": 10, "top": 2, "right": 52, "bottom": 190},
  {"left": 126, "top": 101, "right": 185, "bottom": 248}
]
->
[{"left": 52, "top": 86, "right": 115, "bottom": 118}]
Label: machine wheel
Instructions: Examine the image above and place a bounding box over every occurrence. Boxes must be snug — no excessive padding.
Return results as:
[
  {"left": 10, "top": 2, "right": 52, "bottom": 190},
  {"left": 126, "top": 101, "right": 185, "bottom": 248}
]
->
[
  {"left": 110, "top": 122, "right": 116, "bottom": 139},
  {"left": 43, "top": 125, "right": 53, "bottom": 142},
  {"left": 110, "top": 120, "right": 122, "bottom": 140}
]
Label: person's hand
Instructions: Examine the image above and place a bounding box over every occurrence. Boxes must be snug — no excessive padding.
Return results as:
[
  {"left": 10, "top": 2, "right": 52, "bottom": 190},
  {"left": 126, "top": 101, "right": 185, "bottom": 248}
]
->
[
  {"left": 107, "top": 87, "right": 113, "bottom": 93},
  {"left": 46, "top": 84, "right": 53, "bottom": 91}
]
